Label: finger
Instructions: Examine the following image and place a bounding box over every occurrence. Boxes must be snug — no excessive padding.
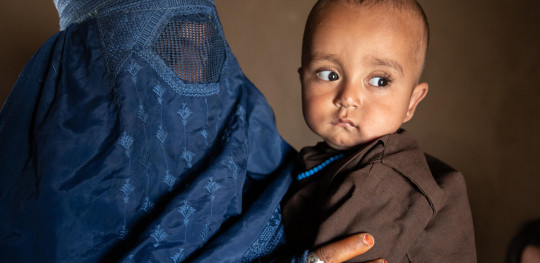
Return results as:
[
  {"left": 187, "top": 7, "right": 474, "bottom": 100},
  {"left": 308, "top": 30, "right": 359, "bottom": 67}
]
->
[
  {"left": 315, "top": 233, "right": 374, "bottom": 263},
  {"left": 364, "top": 259, "right": 388, "bottom": 263}
]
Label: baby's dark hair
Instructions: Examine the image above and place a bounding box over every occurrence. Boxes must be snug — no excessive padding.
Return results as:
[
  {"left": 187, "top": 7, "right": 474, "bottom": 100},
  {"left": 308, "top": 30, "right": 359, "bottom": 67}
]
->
[{"left": 302, "top": 0, "right": 430, "bottom": 69}]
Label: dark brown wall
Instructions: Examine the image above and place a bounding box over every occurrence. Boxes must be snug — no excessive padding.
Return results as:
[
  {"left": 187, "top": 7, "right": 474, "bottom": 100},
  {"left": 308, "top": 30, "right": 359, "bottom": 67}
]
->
[
  {"left": 2, "top": 1, "right": 540, "bottom": 262},
  {"left": 0, "top": 1, "right": 59, "bottom": 100}
]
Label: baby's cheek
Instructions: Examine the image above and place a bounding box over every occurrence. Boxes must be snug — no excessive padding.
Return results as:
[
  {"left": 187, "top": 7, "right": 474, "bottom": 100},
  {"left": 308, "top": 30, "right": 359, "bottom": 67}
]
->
[
  {"left": 305, "top": 99, "right": 323, "bottom": 117},
  {"left": 306, "top": 112, "right": 322, "bottom": 131}
]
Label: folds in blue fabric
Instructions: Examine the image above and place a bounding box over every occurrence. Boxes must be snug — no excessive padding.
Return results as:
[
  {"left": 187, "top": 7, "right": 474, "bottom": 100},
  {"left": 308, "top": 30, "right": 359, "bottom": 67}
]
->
[{"left": 0, "top": 1, "right": 294, "bottom": 262}]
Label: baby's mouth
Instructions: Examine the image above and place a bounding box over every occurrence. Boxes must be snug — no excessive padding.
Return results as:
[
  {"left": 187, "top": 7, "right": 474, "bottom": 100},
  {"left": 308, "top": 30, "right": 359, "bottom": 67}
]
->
[{"left": 331, "top": 118, "right": 358, "bottom": 128}]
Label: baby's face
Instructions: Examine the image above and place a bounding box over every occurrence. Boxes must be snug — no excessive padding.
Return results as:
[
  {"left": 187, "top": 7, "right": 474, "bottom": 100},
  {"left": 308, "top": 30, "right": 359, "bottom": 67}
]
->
[{"left": 301, "top": 3, "right": 428, "bottom": 150}]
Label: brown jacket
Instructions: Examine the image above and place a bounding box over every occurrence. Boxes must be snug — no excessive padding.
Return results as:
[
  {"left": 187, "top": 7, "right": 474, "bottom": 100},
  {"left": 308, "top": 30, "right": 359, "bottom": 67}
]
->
[{"left": 282, "top": 130, "right": 476, "bottom": 262}]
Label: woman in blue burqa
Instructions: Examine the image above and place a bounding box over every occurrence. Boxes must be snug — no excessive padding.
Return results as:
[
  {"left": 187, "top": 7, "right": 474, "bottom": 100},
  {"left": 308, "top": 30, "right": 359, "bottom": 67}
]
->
[{"left": 0, "top": 0, "right": 379, "bottom": 262}]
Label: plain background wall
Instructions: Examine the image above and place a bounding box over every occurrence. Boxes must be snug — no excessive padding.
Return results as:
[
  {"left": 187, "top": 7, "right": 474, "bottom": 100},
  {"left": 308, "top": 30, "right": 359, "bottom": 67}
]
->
[{"left": 1, "top": 1, "right": 539, "bottom": 262}]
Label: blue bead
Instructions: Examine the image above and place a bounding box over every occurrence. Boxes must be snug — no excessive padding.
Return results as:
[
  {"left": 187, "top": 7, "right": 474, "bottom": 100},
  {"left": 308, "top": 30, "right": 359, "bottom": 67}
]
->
[
  {"left": 330, "top": 157, "right": 335, "bottom": 161},
  {"left": 309, "top": 170, "right": 314, "bottom": 175},
  {"left": 324, "top": 160, "right": 330, "bottom": 165}
]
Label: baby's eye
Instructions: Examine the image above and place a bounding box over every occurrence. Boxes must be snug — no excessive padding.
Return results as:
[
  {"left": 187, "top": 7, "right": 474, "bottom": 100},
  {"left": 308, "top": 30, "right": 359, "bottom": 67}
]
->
[
  {"left": 368, "top": 76, "right": 391, "bottom": 87},
  {"left": 317, "top": 70, "right": 339, "bottom": 81}
]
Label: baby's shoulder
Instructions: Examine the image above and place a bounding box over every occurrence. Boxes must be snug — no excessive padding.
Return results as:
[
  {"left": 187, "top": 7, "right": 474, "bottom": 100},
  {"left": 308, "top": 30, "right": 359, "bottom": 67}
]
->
[{"left": 369, "top": 131, "right": 467, "bottom": 213}]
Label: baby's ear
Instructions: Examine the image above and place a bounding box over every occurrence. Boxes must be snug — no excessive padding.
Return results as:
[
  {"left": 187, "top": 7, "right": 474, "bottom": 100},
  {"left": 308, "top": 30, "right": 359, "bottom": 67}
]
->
[{"left": 403, "top": 82, "right": 428, "bottom": 123}]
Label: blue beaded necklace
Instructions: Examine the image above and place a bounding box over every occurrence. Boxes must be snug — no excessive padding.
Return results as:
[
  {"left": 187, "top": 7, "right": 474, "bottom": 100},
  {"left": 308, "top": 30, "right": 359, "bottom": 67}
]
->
[{"left": 296, "top": 153, "right": 345, "bottom": 181}]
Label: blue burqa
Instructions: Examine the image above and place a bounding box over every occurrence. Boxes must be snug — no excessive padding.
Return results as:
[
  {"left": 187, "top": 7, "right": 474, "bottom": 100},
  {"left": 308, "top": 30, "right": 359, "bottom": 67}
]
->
[{"left": 0, "top": 0, "right": 297, "bottom": 262}]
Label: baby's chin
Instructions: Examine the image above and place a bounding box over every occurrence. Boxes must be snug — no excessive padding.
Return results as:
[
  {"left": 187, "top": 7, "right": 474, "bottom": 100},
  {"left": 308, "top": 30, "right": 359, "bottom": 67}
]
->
[{"left": 324, "top": 137, "right": 371, "bottom": 151}]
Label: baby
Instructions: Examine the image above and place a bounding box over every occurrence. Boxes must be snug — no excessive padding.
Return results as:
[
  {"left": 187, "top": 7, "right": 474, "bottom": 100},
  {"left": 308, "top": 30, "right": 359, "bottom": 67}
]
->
[{"left": 282, "top": 0, "right": 477, "bottom": 262}]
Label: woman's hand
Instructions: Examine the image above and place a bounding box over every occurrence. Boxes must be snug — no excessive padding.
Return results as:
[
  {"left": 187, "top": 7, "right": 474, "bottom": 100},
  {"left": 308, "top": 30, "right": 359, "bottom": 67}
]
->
[{"left": 309, "top": 233, "right": 387, "bottom": 263}]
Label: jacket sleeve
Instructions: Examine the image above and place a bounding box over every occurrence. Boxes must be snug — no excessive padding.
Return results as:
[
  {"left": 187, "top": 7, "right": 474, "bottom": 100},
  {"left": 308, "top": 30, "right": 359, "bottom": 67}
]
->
[
  {"left": 313, "top": 162, "right": 437, "bottom": 263},
  {"left": 406, "top": 155, "right": 477, "bottom": 262},
  {"left": 313, "top": 159, "right": 476, "bottom": 263}
]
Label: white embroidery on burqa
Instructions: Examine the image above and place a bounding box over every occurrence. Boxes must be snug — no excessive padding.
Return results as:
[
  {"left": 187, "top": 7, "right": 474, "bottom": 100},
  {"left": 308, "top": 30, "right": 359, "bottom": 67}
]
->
[
  {"left": 128, "top": 61, "right": 142, "bottom": 85},
  {"left": 153, "top": 84, "right": 165, "bottom": 105},
  {"left": 153, "top": 84, "right": 174, "bottom": 191},
  {"left": 52, "top": 61, "right": 58, "bottom": 74},
  {"left": 226, "top": 156, "right": 239, "bottom": 197},
  {"left": 130, "top": 61, "right": 153, "bottom": 213},
  {"left": 225, "top": 156, "right": 240, "bottom": 216},
  {"left": 181, "top": 149, "right": 195, "bottom": 169},
  {"left": 177, "top": 104, "right": 192, "bottom": 126},
  {"left": 215, "top": 96, "right": 222, "bottom": 134},
  {"left": 240, "top": 207, "right": 286, "bottom": 262},
  {"left": 178, "top": 200, "right": 196, "bottom": 242},
  {"left": 138, "top": 155, "right": 152, "bottom": 211},
  {"left": 140, "top": 149, "right": 153, "bottom": 212},
  {"left": 156, "top": 124, "right": 167, "bottom": 144},
  {"left": 177, "top": 103, "right": 195, "bottom": 168},
  {"left": 200, "top": 129, "right": 208, "bottom": 146},
  {"left": 163, "top": 170, "right": 175, "bottom": 191},
  {"left": 201, "top": 177, "right": 221, "bottom": 242},
  {"left": 236, "top": 105, "right": 246, "bottom": 124},
  {"left": 235, "top": 104, "right": 248, "bottom": 153},
  {"left": 138, "top": 105, "right": 149, "bottom": 124},
  {"left": 200, "top": 98, "right": 209, "bottom": 146},
  {"left": 119, "top": 179, "right": 135, "bottom": 239},
  {"left": 151, "top": 224, "right": 168, "bottom": 248},
  {"left": 170, "top": 248, "right": 184, "bottom": 263},
  {"left": 200, "top": 223, "right": 210, "bottom": 243},
  {"left": 225, "top": 78, "right": 232, "bottom": 96},
  {"left": 119, "top": 131, "right": 134, "bottom": 157},
  {"left": 118, "top": 131, "right": 134, "bottom": 239}
]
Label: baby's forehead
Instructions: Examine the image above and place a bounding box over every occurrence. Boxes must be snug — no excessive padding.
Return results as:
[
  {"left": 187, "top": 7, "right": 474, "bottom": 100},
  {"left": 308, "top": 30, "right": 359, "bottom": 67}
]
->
[
  {"left": 309, "top": 1, "right": 428, "bottom": 44},
  {"left": 317, "top": 2, "right": 423, "bottom": 31},
  {"left": 308, "top": 2, "right": 427, "bottom": 63}
]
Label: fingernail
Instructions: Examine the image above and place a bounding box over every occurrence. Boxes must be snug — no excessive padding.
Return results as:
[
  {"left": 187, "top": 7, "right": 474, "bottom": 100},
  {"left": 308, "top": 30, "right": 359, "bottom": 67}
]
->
[{"left": 362, "top": 233, "right": 374, "bottom": 246}]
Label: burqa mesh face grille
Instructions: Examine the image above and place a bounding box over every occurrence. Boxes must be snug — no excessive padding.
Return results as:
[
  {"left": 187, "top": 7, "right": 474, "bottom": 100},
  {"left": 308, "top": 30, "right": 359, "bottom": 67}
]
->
[{"left": 154, "top": 13, "right": 225, "bottom": 84}]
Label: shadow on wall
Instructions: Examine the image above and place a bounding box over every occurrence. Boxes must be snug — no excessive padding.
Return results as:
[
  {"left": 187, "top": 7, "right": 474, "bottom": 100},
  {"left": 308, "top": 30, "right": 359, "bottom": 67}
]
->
[
  {"left": 0, "top": 2, "right": 59, "bottom": 104},
  {"left": 506, "top": 219, "right": 540, "bottom": 263}
]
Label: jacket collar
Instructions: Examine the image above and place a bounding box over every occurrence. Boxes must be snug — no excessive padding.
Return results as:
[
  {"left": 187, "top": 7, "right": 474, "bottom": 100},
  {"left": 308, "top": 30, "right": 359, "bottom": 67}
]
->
[{"left": 298, "top": 129, "right": 443, "bottom": 214}]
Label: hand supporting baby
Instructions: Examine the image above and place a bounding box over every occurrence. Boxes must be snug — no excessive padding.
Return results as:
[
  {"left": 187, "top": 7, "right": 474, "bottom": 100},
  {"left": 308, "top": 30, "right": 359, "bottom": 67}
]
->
[{"left": 311, "top": 233, "right": 387, "bottom": 263}]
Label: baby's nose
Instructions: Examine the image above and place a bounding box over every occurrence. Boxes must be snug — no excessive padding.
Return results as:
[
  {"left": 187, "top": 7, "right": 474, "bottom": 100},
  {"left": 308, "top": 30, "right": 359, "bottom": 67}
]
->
[
  {"left": 334, "top": 84, "right": 360, "bottom": 109},
  {"left": 336, "top": 99, "right": 357, "bottom": 109}
]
